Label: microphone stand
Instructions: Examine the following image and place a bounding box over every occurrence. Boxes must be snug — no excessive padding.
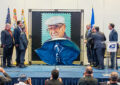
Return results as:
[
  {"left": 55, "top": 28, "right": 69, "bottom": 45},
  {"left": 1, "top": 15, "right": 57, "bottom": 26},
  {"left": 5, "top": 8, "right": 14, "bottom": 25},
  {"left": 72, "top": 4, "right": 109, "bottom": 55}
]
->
[
  {"left": 54, "top": 42, "right": 63, "bottom": 70},
  {"left": 54, "top": 43, "right": 60, "bottom": 70}
]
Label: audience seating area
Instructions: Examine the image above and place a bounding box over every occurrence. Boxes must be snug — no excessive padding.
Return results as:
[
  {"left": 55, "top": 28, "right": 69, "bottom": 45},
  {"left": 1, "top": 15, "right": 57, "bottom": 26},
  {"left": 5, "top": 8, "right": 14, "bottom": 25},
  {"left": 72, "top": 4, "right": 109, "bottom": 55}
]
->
[{"left": 0, "top": 65, "right": 119, "bottom": 85}]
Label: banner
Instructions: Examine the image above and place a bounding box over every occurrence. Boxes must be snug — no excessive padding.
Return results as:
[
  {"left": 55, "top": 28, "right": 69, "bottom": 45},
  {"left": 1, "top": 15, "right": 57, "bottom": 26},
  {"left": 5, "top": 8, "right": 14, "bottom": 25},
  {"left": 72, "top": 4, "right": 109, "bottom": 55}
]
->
[
  {"left": 91, "top": 8, "right": 95, "bottom": 28},
  {"left": 21, "top": 9, "right": 28, "bottom": 36},
  {"left": 11, "top": 8, "right": 17, "bottom": 31},
  {"left": 6, "top": 8, "right": 11, "bottom": 24},
  {"left": 107, "top": 42, "right": 117, "bottom": 52}
]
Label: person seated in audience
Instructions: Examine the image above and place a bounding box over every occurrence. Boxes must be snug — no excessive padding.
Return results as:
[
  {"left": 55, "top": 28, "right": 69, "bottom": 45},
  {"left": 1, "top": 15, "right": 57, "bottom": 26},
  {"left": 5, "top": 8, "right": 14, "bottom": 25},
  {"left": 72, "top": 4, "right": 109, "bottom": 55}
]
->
[
  {"left": 14, "top": 74, "right": 32, "bottom": 85},
  {"left": 107, "top": 72, "right": 120, "bottom": 85},
  {"left": 0, "top": 67, "right": 12, "bottom": 85},
  {"left": 117, "top": 78, "right": 120, "bottom": 83},
  {"left": 45, "top": 69, "right": 63, "bottom": 85},
  {"left": 77, "top": 66, "right": 98, "bottom": 85}
]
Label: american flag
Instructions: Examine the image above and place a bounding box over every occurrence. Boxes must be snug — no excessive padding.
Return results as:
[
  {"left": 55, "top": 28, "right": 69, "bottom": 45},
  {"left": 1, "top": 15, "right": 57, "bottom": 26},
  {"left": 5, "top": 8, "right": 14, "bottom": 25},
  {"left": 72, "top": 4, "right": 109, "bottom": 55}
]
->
[{"left": 6, "top": 8, "right": 11, "bottom": 24}]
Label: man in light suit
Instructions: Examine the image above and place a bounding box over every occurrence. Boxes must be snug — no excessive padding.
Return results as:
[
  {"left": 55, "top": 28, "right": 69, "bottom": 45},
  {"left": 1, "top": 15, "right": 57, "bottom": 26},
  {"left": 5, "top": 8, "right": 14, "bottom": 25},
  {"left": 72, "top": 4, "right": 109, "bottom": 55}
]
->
[
  {"left": 91, "top": 26, "right": 106, "bottom": 70},
  {"left": 109, "top": 23, "right": 118, "bottom": 69}
]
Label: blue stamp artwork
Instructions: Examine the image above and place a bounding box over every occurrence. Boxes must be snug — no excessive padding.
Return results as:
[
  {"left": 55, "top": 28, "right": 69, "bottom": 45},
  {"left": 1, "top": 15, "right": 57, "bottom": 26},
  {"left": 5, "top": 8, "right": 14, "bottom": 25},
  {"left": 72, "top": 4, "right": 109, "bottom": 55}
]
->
[{"left": 41, "top": 13, "right": 71, "bottom": 44}]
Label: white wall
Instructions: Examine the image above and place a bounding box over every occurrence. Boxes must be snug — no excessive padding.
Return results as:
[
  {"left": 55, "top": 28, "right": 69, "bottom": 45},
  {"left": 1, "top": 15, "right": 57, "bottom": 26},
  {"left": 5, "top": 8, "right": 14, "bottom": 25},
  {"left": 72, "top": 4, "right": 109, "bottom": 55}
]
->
[
  {"left": 1, "top": 0, "right": 120, "bottom": 40},
  {"left": 0, "top": 0, "right": 120, "bottom": 64}
]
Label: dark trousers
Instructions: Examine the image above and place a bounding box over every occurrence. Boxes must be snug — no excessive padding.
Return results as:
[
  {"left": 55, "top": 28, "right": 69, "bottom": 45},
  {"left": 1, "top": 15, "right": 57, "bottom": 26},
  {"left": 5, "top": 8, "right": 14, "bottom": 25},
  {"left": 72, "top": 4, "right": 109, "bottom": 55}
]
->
[
  {"left": 87, "top": 46, "right": 92, "bottom": 63},
  {"left": 16, "top": 47, "right": 26, "bottom": 65},
  {"left": 20, "top": 50, "right": 26, "bottom": 64},
  {"left": 3, "top": 46, "right": 13, "bottom": 66},
  {"left": 95, "top": 48, "right": 105, "bottom": 68},
  {"left": 110, "top": 52, "right": 118, "bottom": 69},
  {"left": 92, "top": 49, "right": 98, "bottom": 66}
]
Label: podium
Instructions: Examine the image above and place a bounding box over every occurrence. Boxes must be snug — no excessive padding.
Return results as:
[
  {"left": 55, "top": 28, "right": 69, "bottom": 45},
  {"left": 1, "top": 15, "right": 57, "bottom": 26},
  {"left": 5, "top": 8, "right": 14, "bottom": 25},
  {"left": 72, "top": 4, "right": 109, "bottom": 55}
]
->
[
  {"left": 106, "top": 41, "right": 118, "bottom": 70},
  {"left": 103, "top": 41, "right": 118, "bottom": 76}
]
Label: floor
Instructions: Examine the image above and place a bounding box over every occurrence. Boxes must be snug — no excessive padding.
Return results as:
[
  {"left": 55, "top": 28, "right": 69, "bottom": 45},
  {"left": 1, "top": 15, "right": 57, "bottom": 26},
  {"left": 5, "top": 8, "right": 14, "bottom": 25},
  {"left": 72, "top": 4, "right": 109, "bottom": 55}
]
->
[{"left": 1, "top": 65, "right": 119, "bottom": 79}]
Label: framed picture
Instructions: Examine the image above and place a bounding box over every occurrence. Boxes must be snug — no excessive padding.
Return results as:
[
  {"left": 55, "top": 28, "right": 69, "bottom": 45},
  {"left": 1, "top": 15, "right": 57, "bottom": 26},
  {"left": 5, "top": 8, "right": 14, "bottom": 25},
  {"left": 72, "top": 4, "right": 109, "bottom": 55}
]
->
[{"left": 28, "top": 9, "right": 84, "bottom": 64}]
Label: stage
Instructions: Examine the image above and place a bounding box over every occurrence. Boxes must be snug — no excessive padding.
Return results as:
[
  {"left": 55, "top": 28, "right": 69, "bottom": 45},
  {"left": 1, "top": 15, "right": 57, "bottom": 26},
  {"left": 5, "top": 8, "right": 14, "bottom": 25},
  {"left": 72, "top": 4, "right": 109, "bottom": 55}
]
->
[{"left": 1, "top": 65, "right": 120, "bottom": 85}]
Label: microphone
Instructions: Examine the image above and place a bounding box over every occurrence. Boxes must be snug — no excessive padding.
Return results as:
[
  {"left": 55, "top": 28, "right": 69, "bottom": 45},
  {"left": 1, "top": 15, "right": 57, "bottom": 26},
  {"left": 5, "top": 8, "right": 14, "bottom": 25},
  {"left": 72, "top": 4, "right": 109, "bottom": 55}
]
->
[
  {"left": 54, "top": 43, "right": 60, "bottom": 63},
  {"left": 54, "top": 44, "right": 60, "bottom": 52}
]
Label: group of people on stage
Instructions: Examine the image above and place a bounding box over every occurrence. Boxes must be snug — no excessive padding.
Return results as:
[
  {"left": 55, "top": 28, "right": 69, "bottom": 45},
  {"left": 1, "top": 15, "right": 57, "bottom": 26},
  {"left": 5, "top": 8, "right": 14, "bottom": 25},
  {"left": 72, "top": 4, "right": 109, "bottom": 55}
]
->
[
  {"left": 0, "top": 16, "right": 119, "bottom": 69},
  {"left": 1, "top": 21, "right": 28, "bottom": 68},
  {"left": 85, "top": 23, "right": 119, "bottom": 70}
]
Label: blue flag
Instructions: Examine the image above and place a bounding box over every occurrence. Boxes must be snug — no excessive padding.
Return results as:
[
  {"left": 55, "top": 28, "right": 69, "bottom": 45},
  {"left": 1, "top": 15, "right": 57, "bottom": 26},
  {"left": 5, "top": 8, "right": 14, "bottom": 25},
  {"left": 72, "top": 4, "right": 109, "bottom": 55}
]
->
[
  {"left": 91, "top": 8, "right": 95, "bottom": 28},
  {"left": 6, "top": 8, "right": 11, "bottom": 24}
]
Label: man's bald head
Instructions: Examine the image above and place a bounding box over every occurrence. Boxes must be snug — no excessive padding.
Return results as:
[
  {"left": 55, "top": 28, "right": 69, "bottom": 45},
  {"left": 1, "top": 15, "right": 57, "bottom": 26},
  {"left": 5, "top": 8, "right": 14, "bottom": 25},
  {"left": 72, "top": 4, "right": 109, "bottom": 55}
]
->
[
  {"left": 5, "top": 23, "right": 11, "bottom": 27},
  {"left": 85, "top": 66, "right": 93, "bottom": 74},
  {"left": 86, "top": 24, "right": 91, "bottom": 30},
  {"left": 110, "top": 72, "right": 119, "bottom": 81}
]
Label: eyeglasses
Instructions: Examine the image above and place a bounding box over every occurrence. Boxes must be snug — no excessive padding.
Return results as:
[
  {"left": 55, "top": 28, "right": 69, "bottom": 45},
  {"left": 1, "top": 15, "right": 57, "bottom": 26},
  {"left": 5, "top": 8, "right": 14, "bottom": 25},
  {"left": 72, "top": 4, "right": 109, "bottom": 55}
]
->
[{"left": 47, "top": 24, "right": 63, "bottom": 31}]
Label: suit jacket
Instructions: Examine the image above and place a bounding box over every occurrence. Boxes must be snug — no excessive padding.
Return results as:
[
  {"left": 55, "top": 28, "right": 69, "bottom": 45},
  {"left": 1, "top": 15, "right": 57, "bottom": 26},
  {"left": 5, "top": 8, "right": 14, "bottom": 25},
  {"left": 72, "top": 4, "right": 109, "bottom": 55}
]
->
[
  {"left": 45, "top": 79, "right": 63, "bottom": 85},
  {"left": 109, "top": 29, "right": 118, "bottom": 42},
  {"left": 109, "top": 29, "right": 119, "bottom": 49},
  {"left": 85, "top": 29, "right": 91, "bottom": 40},
  {"left": 85, "top": 30, "right": 88, "bottom": 40},
  {"left": 92, "top": 32, "right": 106, "bottom": 49},
  {"left": 77, "top": 76, "right": 98, "bottom": 85},
  {"left": 13, "top": 27, "right": 22, "bottom": 45},
  {"left": 85, "top": 30, "right": 93, "bottom": 47},
  {"left": 19, "top": 32, "right": 28, "bottom": 50},
  {"left": 0, "top": 72, "right": 12, "bottom": 85},
  {"left": 1, "top": 30, "right": 14, "bottom": 48}
]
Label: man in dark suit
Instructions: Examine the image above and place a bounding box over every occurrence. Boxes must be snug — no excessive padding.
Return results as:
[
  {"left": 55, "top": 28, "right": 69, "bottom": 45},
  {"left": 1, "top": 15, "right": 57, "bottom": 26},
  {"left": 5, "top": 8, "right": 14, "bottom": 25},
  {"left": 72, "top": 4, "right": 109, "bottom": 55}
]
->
[
  {"left": 45, "top": 69, "right": 63, "bottom": 85},
  {"left": 77, "top": 66, "right": 98, "bottom": 85},
  {"left": 0, "top": 67, "right": 11, "bottom": 85},
  {"left": 19, "top": 28, "right": 28, "bottom": 67},
  {"left": 85, "top": 24, "right": 93, "bottom": 65},
  {"left": 1, "top": 24, "right": 14, "bottom": 67},
  {"left": 91, "top": 27, "right": 98, "bottom": 67},
  {"left": 91, "top": 26, "right": 106, "bottom": 69},
  {"left": 109, "top": 23, "right": 118, "bottom": 69},
  {"left": 14, "top": 21, "right": 25, "bottom": 67}
]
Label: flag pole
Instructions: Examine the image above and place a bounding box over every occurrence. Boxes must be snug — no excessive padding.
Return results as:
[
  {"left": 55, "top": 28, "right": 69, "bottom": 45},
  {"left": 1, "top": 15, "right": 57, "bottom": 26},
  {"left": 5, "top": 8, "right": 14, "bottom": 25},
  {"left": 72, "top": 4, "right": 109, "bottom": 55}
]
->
[
  {"left": 91, "top": 0, "right": 94, "bottom": 8},
  {"left": 90, "top": 0, "right": 95, "bottom": 29}
]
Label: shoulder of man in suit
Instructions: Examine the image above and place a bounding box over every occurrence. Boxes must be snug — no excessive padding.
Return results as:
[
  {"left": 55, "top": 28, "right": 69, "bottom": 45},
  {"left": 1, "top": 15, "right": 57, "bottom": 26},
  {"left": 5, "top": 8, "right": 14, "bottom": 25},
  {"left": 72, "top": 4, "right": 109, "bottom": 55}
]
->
[
  {"left": 14, "top": 27, "right": 18, "bottom": 30},
  {"left": 112, "top": 28, "right": 117, "bottom": 31},
  {"left": 3, "top": 30, "right": 8, "bottom": 33},
  {"left": 112, "top": 29, "right": 118, "bottom": 33},
  {"left": 99, "top": 32, "right": 104, "bottom": 35},
  {"left": 15, "top": 26, "right": 20, "bottom": 29},
  {"left": 92, "top": 33, "right": 96, "bottom": 35},
  {"left": 2, "top": 30, "right": 5, "bottom": 33}
]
